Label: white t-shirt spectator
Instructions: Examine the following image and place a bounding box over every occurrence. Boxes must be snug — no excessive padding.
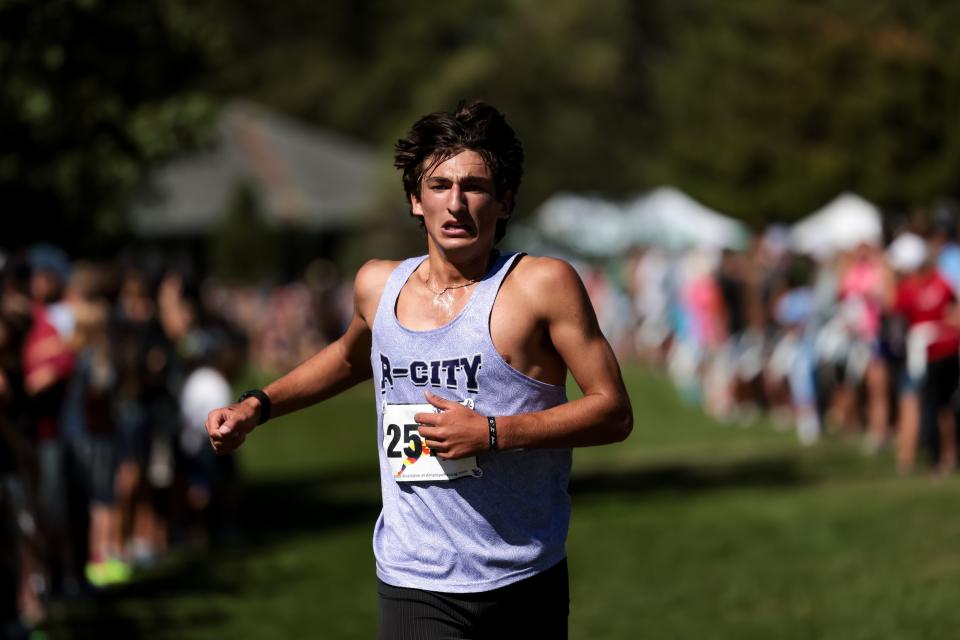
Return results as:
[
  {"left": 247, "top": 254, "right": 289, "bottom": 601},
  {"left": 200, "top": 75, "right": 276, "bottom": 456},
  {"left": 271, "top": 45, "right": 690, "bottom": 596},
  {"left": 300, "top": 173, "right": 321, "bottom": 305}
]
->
[{"left": 179, "top": 367, "right": 232, "bottom": 455}]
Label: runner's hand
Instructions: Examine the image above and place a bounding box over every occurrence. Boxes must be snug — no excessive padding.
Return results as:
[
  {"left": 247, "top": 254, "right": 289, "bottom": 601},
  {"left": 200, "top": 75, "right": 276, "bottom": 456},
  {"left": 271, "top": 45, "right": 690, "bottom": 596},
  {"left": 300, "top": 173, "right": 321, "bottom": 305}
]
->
[
  {"left": 415, "top": 390, "right": 488, "bottom": 460},
  {"left": 205, "top": 400, "right": 259, "bottom": 454}
]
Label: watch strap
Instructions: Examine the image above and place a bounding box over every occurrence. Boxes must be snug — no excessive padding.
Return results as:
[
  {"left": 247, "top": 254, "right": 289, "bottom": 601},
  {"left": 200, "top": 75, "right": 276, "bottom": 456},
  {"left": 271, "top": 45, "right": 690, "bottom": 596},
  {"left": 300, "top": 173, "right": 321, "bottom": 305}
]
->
[{"left": 238, "top": 389, "right": 272, "bottom": 425}]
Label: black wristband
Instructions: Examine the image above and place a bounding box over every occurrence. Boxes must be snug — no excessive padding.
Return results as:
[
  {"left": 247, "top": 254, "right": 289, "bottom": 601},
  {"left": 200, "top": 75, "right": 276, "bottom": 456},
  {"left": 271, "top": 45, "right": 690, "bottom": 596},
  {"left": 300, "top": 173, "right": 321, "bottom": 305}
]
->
[
  {"left": 487, "top": 416, "right": 498, "bottom": 451},
  {"left": 238, "top": 389, "right": 272, "bottom": 425}
]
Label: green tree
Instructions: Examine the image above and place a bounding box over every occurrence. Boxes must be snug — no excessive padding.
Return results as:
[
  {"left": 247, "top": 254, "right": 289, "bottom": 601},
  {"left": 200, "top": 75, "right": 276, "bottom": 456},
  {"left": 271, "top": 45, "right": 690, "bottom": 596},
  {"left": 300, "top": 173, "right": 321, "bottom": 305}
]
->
[
  {"left": 172, "top": 0, "right": 960, "bottom": 238},
  {"left": 645, "top": 0, "right": 960, "bottom": 222},
  {"left": 0, "top": 0, "right": 225, "bottom": 253}
]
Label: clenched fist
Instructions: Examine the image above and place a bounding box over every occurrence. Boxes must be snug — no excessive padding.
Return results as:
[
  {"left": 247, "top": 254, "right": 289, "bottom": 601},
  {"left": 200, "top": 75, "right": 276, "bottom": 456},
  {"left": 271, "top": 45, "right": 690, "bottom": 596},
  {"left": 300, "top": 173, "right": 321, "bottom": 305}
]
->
[{"left": 205, "top": 397, "right": 261, "bottom": 454}]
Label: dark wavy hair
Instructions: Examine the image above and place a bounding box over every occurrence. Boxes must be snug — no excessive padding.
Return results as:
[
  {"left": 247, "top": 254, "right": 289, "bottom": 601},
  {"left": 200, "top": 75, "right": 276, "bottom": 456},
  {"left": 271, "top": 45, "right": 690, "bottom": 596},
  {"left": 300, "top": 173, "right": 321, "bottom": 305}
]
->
[{"left": 394, "top": 101, "right": 524, "bottom": 243}]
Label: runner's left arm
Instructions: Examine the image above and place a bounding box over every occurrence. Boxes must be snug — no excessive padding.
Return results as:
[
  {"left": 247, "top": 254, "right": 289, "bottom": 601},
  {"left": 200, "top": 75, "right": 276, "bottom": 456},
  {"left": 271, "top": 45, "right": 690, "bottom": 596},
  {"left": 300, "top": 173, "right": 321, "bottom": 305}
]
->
[{"left": 417, "top": 258, "right": 632, "bottom": 459}]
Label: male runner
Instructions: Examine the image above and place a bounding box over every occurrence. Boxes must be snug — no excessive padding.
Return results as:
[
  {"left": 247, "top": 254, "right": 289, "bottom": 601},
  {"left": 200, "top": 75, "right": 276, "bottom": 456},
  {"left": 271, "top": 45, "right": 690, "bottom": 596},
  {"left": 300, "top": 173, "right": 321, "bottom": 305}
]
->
[{"left": 205, "top": 102, "right": 633, "bottom": 639}]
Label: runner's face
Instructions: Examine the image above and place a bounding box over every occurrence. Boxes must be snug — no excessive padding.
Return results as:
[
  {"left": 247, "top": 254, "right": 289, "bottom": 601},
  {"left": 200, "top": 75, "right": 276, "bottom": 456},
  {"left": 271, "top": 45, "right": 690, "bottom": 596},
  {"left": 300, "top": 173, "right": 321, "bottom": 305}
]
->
[{"left": 411, "top": 150, "right": 511, "bottom": 252}]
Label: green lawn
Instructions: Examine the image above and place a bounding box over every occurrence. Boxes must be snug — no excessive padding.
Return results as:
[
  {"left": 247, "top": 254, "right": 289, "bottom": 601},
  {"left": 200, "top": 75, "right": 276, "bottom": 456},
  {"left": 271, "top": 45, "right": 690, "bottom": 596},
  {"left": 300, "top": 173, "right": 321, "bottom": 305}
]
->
[{"left": 44, "top": 366, "right": 960, "bottom": 639}]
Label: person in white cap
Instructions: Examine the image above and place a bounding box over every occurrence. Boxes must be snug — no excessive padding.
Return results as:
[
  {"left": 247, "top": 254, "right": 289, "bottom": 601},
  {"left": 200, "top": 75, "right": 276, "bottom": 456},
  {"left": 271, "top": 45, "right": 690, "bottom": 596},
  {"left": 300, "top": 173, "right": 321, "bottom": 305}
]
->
[{"left": 888, "top": 232, "right": 959, "bottom": 474}]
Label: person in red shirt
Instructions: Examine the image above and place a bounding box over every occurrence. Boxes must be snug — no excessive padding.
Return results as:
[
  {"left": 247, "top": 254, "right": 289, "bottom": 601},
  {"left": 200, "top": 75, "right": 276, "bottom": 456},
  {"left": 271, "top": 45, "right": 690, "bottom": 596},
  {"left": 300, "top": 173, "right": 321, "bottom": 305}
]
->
[
  {"left": 890, "top": 232, "right": 960, "bottom": 474},
  {"left": 22, "top": 244, "right": 80, "bottom": 600}
]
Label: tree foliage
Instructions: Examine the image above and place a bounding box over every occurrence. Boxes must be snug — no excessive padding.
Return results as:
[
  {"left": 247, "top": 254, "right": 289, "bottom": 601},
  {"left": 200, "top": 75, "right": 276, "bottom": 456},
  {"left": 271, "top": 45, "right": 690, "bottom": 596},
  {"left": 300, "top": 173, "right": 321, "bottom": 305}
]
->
[
  {"left": 210, "top": 0, "right": 960, "bottom": 225},
  {"left": 0, "top": 0, "right": 225, "bottom": 252},
  {"left": 645, "top": 0, "right": 960, "bottom": 222},
  {"left": 4, "top": 0, "right": 960, "bottom": 255}
]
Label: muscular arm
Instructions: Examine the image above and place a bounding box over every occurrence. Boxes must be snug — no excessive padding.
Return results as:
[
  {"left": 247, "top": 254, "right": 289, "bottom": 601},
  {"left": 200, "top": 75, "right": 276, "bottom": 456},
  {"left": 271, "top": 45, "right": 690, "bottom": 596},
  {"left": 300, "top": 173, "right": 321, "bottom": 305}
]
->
[
  {"left": 206, "top": 260, "right": 394, "bottom": 454},
  {"left": 417, "top": 258, "right": 633, "bottom": 458},
  {"left": 500, "top": 259, "right": 633, "bottom": 448},
  {"left": 259, "top": 311, "right": 372, "bottom": 417}
]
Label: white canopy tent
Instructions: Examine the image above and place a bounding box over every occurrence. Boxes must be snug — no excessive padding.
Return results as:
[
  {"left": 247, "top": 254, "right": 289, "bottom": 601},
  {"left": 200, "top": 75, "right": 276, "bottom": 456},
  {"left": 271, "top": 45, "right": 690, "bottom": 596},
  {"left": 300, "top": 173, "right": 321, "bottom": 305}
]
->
[
  {"left": 535, "top": 186, "right": 750, "bottom": 256},
  {"left": 623, "top": 187, "right": 749, "bottom": 251},
  {"left": 789, "top": 193, "right": 884, "bottom": 258},
  {"left": 534, "top": 193, "right": 632, "bottom": 257}
]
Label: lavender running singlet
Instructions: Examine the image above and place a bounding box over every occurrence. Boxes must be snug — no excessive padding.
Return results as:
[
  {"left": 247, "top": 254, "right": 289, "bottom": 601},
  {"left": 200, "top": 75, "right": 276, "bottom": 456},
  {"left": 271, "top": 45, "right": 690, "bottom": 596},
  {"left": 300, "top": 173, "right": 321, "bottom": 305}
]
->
[{"left": 370, "top": 251, "right": 571, "bottom": 593}]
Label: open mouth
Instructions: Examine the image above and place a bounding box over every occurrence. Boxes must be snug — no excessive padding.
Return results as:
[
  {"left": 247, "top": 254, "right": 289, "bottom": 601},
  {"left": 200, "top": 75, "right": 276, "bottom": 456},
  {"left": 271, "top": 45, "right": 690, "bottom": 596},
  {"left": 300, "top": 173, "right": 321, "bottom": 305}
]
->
[{"left": 441, "top": 222, "right": 474, "bottom": 235}]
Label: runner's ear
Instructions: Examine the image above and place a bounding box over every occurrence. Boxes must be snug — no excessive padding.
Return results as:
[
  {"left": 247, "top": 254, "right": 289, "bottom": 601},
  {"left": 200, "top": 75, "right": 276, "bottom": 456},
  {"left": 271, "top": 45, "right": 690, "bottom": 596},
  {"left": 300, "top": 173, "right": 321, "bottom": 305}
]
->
[
  {"left": 410, "top": 192, "right": 424, "bottom": 217},
  {"left": 498, "top": 190, "right": 514, "bottom": 218}
]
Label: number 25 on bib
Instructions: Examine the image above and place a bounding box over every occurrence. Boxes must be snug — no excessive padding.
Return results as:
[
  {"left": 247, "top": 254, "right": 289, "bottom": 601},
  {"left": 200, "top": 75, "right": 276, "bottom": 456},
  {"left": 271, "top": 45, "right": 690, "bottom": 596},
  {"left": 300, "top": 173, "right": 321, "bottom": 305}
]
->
[{"left": 381, "top": 402, "right": 481, "bottom": 482}]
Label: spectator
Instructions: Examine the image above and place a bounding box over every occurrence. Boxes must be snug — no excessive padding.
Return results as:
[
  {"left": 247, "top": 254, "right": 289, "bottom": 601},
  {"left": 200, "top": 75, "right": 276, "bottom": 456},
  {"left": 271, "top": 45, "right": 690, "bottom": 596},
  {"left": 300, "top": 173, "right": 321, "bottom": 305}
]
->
[
  {"left": 22, "top": 245, "right": 79, "bottom": 598},
  {"left": 836, "top": 243, "right": 894, "bottom": 449},
  {"left": 177, "top": 323, "right": 246, "bottom": 548},
  {"left": 61, "top": 290, "right": 128, "bottom": 587},
  {"left": 890, "top": 233, "right": 960, "bottom": 474}
]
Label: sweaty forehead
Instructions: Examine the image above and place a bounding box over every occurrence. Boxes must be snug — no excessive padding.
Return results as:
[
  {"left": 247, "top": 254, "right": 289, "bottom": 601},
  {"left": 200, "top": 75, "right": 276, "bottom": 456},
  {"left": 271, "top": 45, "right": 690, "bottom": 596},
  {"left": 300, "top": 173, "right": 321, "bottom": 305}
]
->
[{"left": 422, "top": 150, "right": 493, "bottom": 181}]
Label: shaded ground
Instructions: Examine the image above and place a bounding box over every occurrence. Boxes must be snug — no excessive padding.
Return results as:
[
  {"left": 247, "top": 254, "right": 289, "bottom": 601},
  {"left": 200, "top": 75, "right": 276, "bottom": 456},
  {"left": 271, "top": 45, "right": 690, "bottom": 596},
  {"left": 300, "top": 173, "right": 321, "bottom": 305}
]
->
[{"left": 43, "top": 449, "right": 813, "bottom": 638}]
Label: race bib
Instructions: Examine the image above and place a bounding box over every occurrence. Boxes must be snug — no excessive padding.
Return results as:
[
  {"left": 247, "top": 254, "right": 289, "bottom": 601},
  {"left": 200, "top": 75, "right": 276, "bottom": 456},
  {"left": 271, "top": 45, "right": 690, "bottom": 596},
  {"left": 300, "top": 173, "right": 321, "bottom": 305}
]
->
[{"left": 381, "top": 400, "right": 481, "bottom": 482}]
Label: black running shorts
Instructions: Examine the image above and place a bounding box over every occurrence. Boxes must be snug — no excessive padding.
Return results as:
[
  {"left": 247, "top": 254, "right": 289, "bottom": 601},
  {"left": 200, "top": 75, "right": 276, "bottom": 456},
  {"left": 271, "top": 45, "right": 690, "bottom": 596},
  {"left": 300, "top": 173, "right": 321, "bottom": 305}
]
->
[{"left": 377, "top": 558, "right": 569, "bottom": 640}]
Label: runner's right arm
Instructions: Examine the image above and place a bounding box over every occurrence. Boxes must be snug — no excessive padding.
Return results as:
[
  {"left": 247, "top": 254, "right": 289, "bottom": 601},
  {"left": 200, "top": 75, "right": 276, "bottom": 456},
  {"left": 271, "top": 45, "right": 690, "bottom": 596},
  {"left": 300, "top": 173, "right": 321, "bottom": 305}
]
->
[{"left": 205, "top": 260, "right": 395, "bottom": 454}]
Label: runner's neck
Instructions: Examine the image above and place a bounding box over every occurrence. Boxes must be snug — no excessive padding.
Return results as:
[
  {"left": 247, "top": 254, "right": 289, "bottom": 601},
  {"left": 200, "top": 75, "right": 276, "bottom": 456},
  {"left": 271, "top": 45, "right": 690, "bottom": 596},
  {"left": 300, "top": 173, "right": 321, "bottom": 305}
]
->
[{"left": 420, "top": 248, "right": 497, "bottom": 291}]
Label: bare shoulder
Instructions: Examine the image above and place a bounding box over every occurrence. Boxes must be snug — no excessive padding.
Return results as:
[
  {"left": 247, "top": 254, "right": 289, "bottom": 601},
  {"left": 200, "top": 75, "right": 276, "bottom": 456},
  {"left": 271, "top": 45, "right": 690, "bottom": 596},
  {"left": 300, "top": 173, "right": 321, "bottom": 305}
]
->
[
  {"left": 354, "top": 259, "right": 400, "bottom": 317},
  {"left": 506, "top": 255, "right": 586, "bottom": 306},
  {"left": 355, "top": 259, "right": 399, "bottom": 293},
  {"left": 510, "top": 256, "right": 583, "bottom": 297}
]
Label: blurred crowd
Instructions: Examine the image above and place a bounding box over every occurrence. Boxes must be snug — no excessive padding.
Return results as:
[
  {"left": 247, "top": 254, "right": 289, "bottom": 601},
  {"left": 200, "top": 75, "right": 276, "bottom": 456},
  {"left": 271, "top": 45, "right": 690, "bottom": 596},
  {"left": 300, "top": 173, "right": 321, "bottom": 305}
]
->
[
  {"left": 601, "top": 208, "right": 960, "bottom": 477},
  {"left": 0, "top": 245, "right": 351, "bottom": 635}
]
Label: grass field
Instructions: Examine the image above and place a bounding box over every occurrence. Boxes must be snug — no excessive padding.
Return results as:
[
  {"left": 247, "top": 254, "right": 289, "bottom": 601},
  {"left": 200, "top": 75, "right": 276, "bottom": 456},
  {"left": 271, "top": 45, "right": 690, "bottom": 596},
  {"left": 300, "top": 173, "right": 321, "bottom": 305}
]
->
[{"left": 45, "top": 366, "right": 960, "bottom": 639}]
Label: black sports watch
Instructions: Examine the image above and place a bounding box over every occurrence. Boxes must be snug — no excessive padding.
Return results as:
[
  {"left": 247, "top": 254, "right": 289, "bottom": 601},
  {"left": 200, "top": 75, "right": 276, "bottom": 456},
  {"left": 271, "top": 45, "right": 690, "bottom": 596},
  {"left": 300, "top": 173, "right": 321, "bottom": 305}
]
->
[{"left": 238, "top": 389, "right": 272, "bottom": 425}]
